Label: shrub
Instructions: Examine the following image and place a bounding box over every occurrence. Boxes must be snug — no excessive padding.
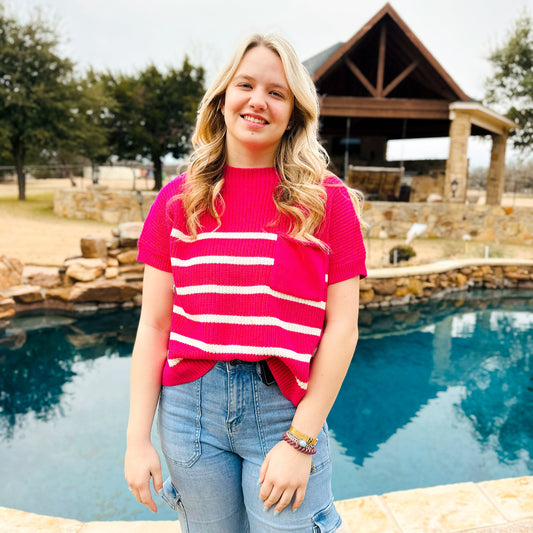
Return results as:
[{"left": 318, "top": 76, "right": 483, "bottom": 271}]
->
[{"left": 389, "top": 245, "right": 416, "bottom": 264}]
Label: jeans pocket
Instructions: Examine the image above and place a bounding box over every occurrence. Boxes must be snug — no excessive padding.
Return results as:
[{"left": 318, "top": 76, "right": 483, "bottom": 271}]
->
[
  {"left": 158, "top": 380, "right": 202, "bottom": 467},
  {"left": 160, "top": 477, "right": 190, "bottom": 532},
  {"left": 310, "top": 422, "right": 332, "bottom": 474},
  {"left": 312, "top": 498, "right": 342, "bottom": 532}
]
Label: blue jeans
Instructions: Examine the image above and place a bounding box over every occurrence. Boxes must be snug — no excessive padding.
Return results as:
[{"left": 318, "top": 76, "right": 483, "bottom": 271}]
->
[{"left": 158, "top": 361, "right": 342, "bottom": 532}]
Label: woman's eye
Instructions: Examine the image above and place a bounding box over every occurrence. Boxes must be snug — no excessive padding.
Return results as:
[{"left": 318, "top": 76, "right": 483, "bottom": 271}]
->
[
  {"left": 271, "top": 91, "right": 284, "bottom": 98},
  {"left": 238, "top": 83, "right": 252, "bottom": 89}
]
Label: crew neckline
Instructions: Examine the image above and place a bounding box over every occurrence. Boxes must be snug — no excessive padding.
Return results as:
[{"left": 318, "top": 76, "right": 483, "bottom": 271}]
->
[{"left": 223, "top": 165, "right": 280, "bottom": 182}]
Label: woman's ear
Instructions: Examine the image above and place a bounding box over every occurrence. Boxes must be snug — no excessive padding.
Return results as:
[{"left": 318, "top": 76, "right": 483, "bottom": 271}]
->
[{"left": 287, "top": 111, "right": 296, "bottom": 130}]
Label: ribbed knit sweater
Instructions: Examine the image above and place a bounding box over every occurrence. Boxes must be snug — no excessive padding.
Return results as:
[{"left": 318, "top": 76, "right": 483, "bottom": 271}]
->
[{"left": 137, "top": 166, "right": 367, "bottom": 405}]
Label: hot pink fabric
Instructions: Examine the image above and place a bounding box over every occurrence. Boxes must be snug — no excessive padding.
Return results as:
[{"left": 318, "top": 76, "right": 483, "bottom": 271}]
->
[{"left": 137, "top": 166, "right": 366, "bottom": 405}]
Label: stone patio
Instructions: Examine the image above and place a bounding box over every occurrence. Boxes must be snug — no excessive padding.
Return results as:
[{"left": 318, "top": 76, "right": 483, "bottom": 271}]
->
[{"left": 2, "top": 476, "right": 532, "bottom": 532}]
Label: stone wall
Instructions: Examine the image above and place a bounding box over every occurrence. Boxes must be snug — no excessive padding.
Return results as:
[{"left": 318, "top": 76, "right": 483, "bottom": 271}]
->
[
  {"left": 54, "top": 186, "right": 158, "bottom": 224},
  {"left": 362, "top": 261, "right": 533, "bottom": 309},
  {"left": 364, "top": 202, "right": 533, "bottom": 244},
  {"left": 54, "top": 190, "right": 533, "bottom": 245}
]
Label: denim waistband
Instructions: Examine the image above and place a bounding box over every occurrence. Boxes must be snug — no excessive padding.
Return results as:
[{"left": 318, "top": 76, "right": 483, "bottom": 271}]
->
[{"left": 215, "top": 360, "right": 259, "bottom": 371}]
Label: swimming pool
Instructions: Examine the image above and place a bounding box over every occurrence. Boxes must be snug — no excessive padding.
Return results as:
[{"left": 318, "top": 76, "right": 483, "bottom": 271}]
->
[{"left": 0, "top": 291, "right": 532, "bottom": 521}]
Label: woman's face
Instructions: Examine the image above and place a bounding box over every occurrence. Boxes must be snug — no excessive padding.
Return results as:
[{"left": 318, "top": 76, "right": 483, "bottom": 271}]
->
[{"left": 222, "top": 46, "right": 294, "bottom": 167}]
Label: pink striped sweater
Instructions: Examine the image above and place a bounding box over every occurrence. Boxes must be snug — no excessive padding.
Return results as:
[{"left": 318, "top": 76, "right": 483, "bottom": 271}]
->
[{"left": 137, "top": 166, "right": 367, "bottom": 405}]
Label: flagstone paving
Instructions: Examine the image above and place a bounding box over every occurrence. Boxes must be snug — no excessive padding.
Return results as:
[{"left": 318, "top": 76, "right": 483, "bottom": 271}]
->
[{"left": 1, "top": 476, "right": 532, "bottom": 532}]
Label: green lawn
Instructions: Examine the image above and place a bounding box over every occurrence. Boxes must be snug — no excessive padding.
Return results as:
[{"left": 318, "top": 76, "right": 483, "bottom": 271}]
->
[{"left": 0, "top": 192, "right": 57, "bottom": 220}]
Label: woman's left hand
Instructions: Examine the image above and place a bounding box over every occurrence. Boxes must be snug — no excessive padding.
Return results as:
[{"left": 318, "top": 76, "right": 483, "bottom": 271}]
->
[{"left": 258, "top": 440, "right": 313, "bottom": 514}]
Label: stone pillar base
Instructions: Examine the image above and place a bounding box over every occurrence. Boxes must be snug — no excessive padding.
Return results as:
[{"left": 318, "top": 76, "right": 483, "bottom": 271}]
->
[
  {"left": 486, "top": 132, "right": 508, "bottom": 206},
  {"left": 444, "top": 111, "right": 471, "bottom": 203}
]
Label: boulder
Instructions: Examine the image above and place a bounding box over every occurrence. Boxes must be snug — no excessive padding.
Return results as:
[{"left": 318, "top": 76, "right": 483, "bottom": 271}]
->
[
  {"left": 80, "top": 235, "right": 108, "bottom": 258},
  {"left": 390, "top": 295, "right": 411, "bottom": 306},
  {"left": 69, "top": 279, "right": 141, "bottom": 303},
  {"left": 118, "top": 221, "right": 144, "bottom": 247},
  {"left": 118, "top": 264, "right": 144, "bottom": 274},
  {"left": 493, "top": 267, "right": 504, "bottom": 279},
  {"left": 0, "top": 297, "right": 15, "bottom": 319},
  {"left": 65, "top": 258, "right": 106, "bottom": 282},
  {"left": 1, "top": 285, "right": 44, "bottom": 303},
  {"left": 372, "top": 279, "right": 397, "bottom": 296},
  {"left": 359, "top": 289, "right": 375, "bottom": 305},
  {"left": 46, "top": 287, "right": 74, "bottom": 301},
  {"left": 505, "top": 270, "right": 531, "bottom": 281},
  {"left": 105, "top": 267, "right": 119, "bottom": 279},
  {"left": 454, "top": 273, "right": 468, "bottom": 287},
  {"left": 107, "top": 236, "right": 121, "bottom": 250},
  {"left": 359, "top": 279, "right": 373, "bottom": 292},
  {"left": 64, "top": 257, "right": 107, "bottom": 268},
  {"left": 395, "top": 287, "right": 409, "bottom": 297},
  {"left": 116, "top": 249, "right": 139, "bottom": 265},
  {"left": 407, "top": 278, "right": 424, "bottom": 296},
  {"left": 23, "top": 266, "right": 62, "bottom": 288},
  {"left": 0, "top": 256, "right": 23, "bottom": 289}
]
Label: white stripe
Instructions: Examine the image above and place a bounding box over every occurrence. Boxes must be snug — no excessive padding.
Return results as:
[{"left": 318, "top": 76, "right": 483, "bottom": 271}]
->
[
  {"left": 169, "top": 333, "right": 313, "bottom": 363},
  {"left": 295, "top": 377, "right": 308, "bottom": 390},
  {"left": 171, "top": 256, "right": 274, "bottom": 267},
  {"left": 173, "top": 305, "right": 321, "bottom": 336},
  {"left": 171, "top": 228, "right": 278, "bottom": 241},
  {"left": 168, "top": 358, "right": 183, "bottom": 367},
  {"left": 174, "top": 284, "right": 326, "bottom": 310}
]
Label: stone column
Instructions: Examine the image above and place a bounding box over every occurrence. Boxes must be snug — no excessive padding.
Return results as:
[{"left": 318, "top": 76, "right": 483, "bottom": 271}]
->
[
  {"left": 444, "top": 111, "right": 471, "bottom": 203},
  {"left": 485, "top": 131, "right": 508, "bottom": 206}
]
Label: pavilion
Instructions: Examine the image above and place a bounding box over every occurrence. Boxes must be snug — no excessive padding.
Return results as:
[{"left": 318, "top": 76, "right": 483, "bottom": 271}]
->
[{"left": 304, "top": 3, "right": 517, "bottom": 205}]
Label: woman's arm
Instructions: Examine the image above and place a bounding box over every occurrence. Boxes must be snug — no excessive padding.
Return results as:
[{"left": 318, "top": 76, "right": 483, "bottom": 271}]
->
[
  {"left": 290, "top": 275, "right": 360, "bottom": 436},
  {"left": 259, "top": 276, "right": 360, "bottom": 513},
  {"left": 125, "top": 265, "right": 174, "bottom": 513}
]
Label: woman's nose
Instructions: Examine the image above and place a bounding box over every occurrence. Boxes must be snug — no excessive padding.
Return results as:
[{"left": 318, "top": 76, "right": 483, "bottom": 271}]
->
[{"left": 249, "top": 90, "right": 266, "bottom": 109}]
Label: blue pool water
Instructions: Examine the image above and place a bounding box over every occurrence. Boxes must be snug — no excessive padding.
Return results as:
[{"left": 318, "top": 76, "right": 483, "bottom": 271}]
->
[{"left": 0, "top": 291, "right": 532, "bottom": 522}]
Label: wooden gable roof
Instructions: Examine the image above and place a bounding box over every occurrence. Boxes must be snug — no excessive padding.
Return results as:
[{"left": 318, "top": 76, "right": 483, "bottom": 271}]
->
[{"left": 307, "top": 3, "right": 471, "bottom": 122}]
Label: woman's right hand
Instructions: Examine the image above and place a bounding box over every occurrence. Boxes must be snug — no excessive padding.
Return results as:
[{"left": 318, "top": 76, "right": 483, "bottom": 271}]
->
[{"left": 125, "top": 441, "right": 164, "bottom": 513}]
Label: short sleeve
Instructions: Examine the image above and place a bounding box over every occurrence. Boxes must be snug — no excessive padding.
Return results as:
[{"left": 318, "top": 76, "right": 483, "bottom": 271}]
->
[
  {"left": 137, "top": 175, "right": 184, "bottom": 273},
  {"left": 324, "top": 177, "right": 367, "bottom": 284}
]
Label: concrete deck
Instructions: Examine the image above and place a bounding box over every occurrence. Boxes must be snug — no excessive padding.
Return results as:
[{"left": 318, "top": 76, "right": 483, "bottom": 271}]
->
[
  {"left": 367, "top": 258, "right": 533, "bottom": 279},
  {"left": 2, "top": 476, "right": 532, "bottom": 532}
]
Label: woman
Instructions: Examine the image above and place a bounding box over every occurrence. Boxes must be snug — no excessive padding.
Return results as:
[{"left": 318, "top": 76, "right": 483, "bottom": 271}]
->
[{"left": 125, "top": 33, "right": 366, "bottom": 533}]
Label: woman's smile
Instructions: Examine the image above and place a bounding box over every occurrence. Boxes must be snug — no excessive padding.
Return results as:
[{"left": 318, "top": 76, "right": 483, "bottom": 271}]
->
[{"left": 242, "top": 113, "right": 268, "bottom": 126}]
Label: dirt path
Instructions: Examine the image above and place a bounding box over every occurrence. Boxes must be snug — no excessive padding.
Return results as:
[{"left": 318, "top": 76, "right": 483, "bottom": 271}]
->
[{"left": 0, "top": 178, "right": 119, "bottom": 266}]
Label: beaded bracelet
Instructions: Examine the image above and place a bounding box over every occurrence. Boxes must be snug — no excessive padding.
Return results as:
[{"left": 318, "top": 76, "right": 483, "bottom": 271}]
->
[
  {"left": 282, "top": 430, "right": 317, "bottom": 455},
  {"left": 289, "top": 425, "right": 318, "bottom": 446}
]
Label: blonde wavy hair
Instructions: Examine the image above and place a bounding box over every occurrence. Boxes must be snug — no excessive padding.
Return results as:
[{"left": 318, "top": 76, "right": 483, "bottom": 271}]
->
[{"left": 182, "top": 33, "right": 363, "bottom": 246}]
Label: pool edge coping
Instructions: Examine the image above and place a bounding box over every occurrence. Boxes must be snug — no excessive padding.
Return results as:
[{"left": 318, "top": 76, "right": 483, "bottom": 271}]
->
[
  {"left": 368, "top": 258, "right": 533, "bottom": 278},
  {"left": 2, "top": 475, "right": 532, "bottom": 532}
]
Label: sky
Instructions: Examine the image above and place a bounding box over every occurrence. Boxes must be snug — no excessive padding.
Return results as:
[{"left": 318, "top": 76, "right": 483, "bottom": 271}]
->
[{"left": 11, "top": 0, "right": 533, "bottom": 167}]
